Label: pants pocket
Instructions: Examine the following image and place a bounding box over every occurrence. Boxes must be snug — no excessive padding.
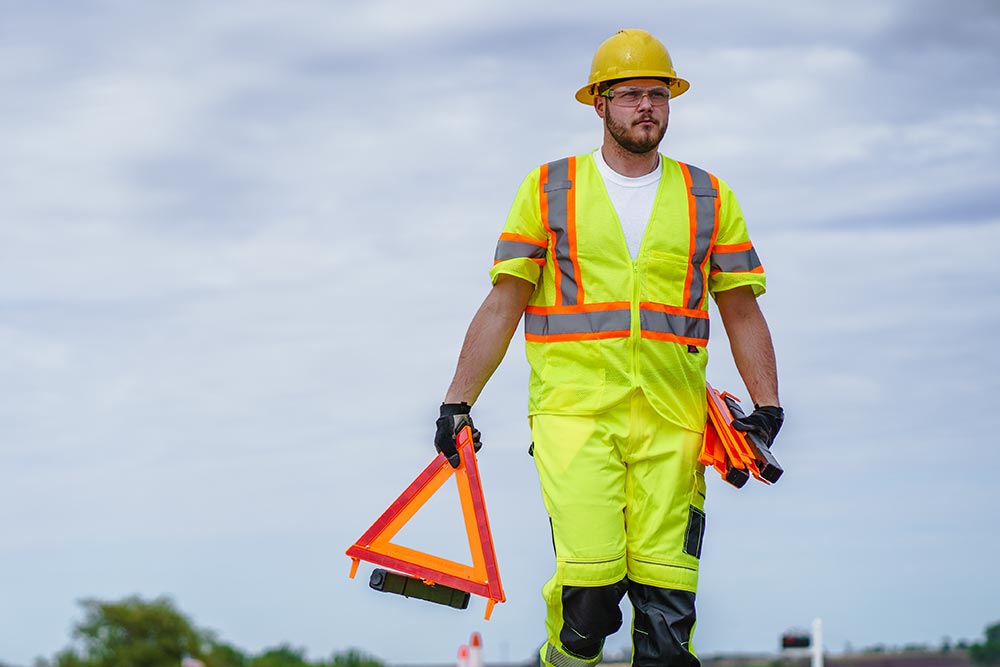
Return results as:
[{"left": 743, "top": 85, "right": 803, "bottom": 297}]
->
[{"left": 682, "top": 506, "right": 706, "bottom": 559}]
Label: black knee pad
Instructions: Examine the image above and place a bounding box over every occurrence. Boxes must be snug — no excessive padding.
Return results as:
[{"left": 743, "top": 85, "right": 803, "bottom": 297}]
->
[
  {"left": 628, "top": 582, "right": 700, "bottom": 667},
  {"left": 559, "top": 580, "right": 628, "bottom": 658}
]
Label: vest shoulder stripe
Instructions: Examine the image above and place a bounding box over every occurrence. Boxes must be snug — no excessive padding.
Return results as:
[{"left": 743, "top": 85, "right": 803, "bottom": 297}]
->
[
  {"left": 710, "top": 246, "right": 762, "bottom": 273},
  {"left": 495, "top": 234, "right": 548, "bottom": 263},
  {"left": 540, "top": 157, "right": 582, "bottom": 307},
  {"left": 679, "top": 163, "right": 720, "bottom": 312}
]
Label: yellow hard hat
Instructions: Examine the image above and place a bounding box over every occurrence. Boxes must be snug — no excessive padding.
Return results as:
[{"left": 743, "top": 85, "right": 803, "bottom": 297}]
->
[{"left": 575, "top": 29, "right": 690, "bottom": 105}]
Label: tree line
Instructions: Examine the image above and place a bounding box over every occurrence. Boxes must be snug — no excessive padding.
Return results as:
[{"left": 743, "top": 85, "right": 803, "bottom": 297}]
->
[
  {"left": 33, "top": 596, "right": 382, "bottom": 667},
  {"left": 27, "top": 594, "right": 1000, "bottom": 667}
]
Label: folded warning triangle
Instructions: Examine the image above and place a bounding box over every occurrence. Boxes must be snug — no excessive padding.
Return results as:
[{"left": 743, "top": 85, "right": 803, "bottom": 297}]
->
[
  {"left": 701, "top": 382, "right": 783, "bottom": 487},
  {"left": 346, "top": 426, "right": 505, "bottom": 619}
]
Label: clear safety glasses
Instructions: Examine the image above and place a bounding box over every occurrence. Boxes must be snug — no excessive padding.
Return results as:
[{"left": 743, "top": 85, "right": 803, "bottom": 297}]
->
[{"left": 601, "top": 86, "right": 671, "bottom": 108}]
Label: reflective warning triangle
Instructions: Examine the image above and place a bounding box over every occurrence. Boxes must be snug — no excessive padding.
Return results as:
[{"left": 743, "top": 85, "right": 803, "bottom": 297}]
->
[{"left": 346, "top": 426, "right": 505, "bottom": 619}]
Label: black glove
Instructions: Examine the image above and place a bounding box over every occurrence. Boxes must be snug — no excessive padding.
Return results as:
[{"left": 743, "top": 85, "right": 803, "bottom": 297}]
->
[
  {"left": 732, "top": 405, "right": 784, "bottom": 449},
  {"left": 434, "top": 402, "right": 483, "bottom": 468}
]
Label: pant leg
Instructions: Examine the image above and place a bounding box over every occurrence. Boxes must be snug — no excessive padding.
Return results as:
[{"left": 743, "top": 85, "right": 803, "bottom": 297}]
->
[
  {"left": 623, "top": 390, "right": 706, "bottom": 593},
  {"left": 628, "top": 582, "right": 700, "bottom": 667},
  {"left": 624, "top": 391, "right": 707, "bottom": 665},
  {"left": 532, "top": 405, "right": 630, "bottom": 667}
]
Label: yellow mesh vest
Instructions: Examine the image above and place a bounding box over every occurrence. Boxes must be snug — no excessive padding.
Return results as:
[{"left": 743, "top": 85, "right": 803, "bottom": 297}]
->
[{"left": 490, "top": 153, "right": 765, "bottom": 432}]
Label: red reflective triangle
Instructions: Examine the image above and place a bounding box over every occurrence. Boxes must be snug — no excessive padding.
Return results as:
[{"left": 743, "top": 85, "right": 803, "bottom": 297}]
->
[{"left": 346, "top": 426, "right": 505, "bottom": 619}]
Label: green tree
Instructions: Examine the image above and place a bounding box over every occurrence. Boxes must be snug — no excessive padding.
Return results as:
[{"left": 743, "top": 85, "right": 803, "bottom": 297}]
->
[
  {"left": 37, "top": 596, "right": 384, "bottom": 667},
  {"left": 970, "top": 621, "right": 1000, "bottom": 666},
  {"left": 249, "top": 645, "right": 310, "bottom": 667},
  {"left": 203, "top": 634, "right": 249, "bottom": 667},
  {"left": 41, "top": 596, "right": 205, "bottom": 667},
  {"left": 327, "top": 649, "right": 382, "bottom": 667}
]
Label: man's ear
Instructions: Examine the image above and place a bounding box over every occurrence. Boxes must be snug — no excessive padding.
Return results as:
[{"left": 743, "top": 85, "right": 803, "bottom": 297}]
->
[{"left": 594, "top": 96, "right": 605, "bottom": 119}]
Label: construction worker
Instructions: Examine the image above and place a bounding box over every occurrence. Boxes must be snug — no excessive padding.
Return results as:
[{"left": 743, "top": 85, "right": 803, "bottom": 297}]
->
[{"left": 434, "top": 29, "right": 783, "bottom": 667}]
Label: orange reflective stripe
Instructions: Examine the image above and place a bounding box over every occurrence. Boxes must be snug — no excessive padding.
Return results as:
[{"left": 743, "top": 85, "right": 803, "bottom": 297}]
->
[
  {"left": 540, "top": 161, "right": 558, "bottom": 298},
  {"left": 714, "top": 241, "right": 753, "bottom": 253},
  {"left": 639, "top": 330, "right": 709, "bottom": 346},
  {"left": 681, "top": 163, "right": 698, "bottom": 309},
  {"left": 526, "top": 301, "right": 631, "bottom": 315},
  {"left": 709, "top": 172, "right": 722, "bottom": 299},
  {"left": 525, "top": 330, "right": 631, "bottom": 343},
  {"left": 494, "top": 257, "right": 546, "bottom": 267},
  {"left": 710, "top": 264, "right": 764, "bottom": 276},
  {"left": 566, "top": 157, "right": 584, "bottom": 304},
  {"left": 499, "top": 232, "right": 547, "bottom": 247},
  {"left": 638, "top": 301, "right": 708, "bottom": 318}
]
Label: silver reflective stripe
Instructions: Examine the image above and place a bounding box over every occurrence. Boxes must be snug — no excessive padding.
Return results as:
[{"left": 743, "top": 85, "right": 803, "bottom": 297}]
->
[
  {"left": 684, "top": 164, "right": 718, "bottom": 310},
  {"left": 640, "top": 309, "right": 710, "bottom": 341},
  {"left": 711, "top": 247, "right": 761, "bottom": 273},
  {"left": 495, "top": 239, "right": 547, "bottom": 262},
  {"left": 544, "top": 642, "right": 602, "bottom": 667},
  {"left": 524, "top": 309, "right": 630, "bottom": 337},
  {"left": 544, "top": 158, "right": 579, "bottom": 306}
]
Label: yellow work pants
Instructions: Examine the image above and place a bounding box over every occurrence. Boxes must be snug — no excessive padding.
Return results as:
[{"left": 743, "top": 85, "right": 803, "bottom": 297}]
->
[{"left": 531, "top": 390, "right": 707, "bottom": 666}]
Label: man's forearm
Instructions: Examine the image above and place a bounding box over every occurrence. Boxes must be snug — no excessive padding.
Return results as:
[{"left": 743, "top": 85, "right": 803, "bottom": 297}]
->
[
  {"left": 731, "top": 318, "right": 780, "bottom": 407},
  {"left": 444, "top": 276, "right": 534, "bottom": 405},
  {"left": 716, "top": 286, "right": 780, "bottom": 407}
]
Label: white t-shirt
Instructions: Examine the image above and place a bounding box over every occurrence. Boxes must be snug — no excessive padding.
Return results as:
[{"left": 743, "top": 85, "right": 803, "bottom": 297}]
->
[{"left": 592, "top": 148, "right": 661, "bottom": 259}]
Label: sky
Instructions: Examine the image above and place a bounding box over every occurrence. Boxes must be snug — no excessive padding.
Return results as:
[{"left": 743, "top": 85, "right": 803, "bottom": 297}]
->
[{"left": 1, "top": 0, "right": 999, "bottom": 665}]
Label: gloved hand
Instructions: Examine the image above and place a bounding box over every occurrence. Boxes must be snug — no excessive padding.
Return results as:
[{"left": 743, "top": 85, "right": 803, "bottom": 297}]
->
[
  {"left": 732, "top": 405, "right": 784, "bottom": 449},
  {"left": 434, "top": 402, "right": 483, "bottom": 468}
]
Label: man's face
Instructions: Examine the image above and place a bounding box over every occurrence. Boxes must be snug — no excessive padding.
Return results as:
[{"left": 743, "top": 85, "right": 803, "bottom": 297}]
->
[{"left": 596, "top": 78, "right": 670, "bottom": 155}]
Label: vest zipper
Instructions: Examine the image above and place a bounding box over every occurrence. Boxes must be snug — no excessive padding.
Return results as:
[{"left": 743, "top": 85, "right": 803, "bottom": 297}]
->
[{"left": 629, "top": 155, "right": 663, "bottom": 386}]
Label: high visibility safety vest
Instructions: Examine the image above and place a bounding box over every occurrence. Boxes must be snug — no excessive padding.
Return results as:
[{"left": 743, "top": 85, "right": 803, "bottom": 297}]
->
[{"left": 490, "top": 153, "right": 766, "bottom": 432}]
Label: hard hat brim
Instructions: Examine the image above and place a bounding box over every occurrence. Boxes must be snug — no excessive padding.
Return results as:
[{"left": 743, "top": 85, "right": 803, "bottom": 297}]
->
[{"left": 576, "top": 76, "right": 690, "bottom": 105}]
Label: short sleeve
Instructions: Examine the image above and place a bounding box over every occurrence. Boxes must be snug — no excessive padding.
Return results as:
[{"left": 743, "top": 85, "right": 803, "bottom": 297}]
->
[
  {"left": 708, "top": 178, "right": 767, "bottom": 298},
  {"left": 489, "top": 167, "right": 550, "bottom": 286}
]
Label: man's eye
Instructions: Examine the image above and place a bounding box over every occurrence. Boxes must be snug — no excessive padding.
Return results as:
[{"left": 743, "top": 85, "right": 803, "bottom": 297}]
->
[{"left": 620, "top": 92, "right": 642, "bottom": 102}]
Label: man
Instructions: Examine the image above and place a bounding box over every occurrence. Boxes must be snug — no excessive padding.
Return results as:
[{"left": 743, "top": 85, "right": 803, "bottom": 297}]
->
[{"left": 434, "top": 29, "right": 783, "bottom": 667}]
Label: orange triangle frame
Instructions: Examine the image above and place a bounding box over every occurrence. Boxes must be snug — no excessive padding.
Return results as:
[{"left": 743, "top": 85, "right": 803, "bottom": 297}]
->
[{"left": 346, "top": 426, "right": 505, "bottom": 619}]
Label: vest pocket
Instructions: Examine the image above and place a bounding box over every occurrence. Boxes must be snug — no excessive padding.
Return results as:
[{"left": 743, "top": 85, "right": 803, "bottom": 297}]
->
[
  {"left": 644, "top": 250, "right": 690, "bottom": 306},
  {"left": 682, "top": 506, "right": 706, "bottom": 559}
]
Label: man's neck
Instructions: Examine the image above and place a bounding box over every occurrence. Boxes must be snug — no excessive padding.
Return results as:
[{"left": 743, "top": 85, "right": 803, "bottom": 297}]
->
[{"left": 600, "top": 142, "right": 660, "bottom": 178}]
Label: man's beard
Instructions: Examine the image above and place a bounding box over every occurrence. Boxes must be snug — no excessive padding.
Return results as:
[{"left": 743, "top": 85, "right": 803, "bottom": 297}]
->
[{"left": 605, "top": 111, "right": 667, "bottom": 154}]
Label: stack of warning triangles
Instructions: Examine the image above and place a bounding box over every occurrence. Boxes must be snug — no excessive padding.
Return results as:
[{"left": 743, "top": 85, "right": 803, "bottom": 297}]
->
[{"left": 700, "top": 383, "right": 783, "bottom": 488}]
